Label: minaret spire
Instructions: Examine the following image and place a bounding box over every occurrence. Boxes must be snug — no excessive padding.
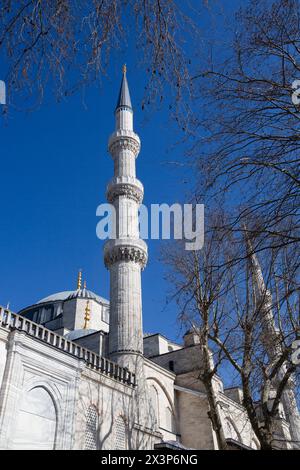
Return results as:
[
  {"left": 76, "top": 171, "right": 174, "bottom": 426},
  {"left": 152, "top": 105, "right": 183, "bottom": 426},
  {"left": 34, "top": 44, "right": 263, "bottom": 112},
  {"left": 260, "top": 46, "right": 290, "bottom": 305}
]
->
[
  {"left": 115, "top": 64, "right": 132, "bottom": 112},
  {"left": 104, "top": 68, "right": 147, "bottom": 371},
  {"left": 246, "top": 236, "right": 279, "bottom": 352},
  {"left": 246, "top": 232, "right": 300, "bottom": 448}
]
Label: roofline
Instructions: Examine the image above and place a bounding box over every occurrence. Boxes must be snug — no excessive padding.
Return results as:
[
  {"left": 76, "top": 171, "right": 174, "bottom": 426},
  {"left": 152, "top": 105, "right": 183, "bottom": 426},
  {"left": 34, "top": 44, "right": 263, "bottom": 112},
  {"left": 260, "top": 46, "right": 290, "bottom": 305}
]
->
[
  {"left": 144, "top": 357, "right": 176, "bottom": 379},
  {"left": 143, "top": 332, "right": 182, "bottom": 347},
  {"left": 18, "top": 294, "right": 109, "bottom": 315},
  {"left": 148, "top": 343, "right": 199, "bottom": 360},
  {"left": 68, "top": 329, "right": 108, "bottom": 341}
]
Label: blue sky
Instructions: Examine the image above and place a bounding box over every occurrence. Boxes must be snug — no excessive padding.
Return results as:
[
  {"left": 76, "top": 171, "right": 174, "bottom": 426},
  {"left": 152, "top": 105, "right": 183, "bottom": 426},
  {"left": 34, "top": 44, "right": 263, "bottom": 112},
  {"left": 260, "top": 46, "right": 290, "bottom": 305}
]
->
[
  {"left": 0, "top": 65, "right": 192, "bottom": 342},
  {"left": 0, "top": 1, "right": 242, "bottom": 343}
]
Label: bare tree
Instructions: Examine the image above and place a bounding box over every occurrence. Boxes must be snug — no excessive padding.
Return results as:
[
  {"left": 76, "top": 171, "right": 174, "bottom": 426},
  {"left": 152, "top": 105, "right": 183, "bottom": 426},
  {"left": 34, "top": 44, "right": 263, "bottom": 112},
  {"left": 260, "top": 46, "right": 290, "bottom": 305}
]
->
[
  {"left": 164, "top": 220, "right": 300, "bottom": 450},
  {"left": 162, "top": 223, "right": 230, "bottom": 450},
  {"left": 0, "top": 0, "right": 199, "bottom": 111},
  {"left": 174, "top": 1, "right": 300, "bottom": 447},
  {"left": 189, "top": 0, "right": 300, "bottom": 256}
]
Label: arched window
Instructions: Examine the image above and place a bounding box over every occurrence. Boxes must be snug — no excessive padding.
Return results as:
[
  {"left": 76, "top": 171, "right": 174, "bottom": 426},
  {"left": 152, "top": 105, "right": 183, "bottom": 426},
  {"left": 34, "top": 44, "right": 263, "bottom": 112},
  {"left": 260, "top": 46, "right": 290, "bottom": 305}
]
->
[
  {"left": 85, "top": 406, "right": 98, "bottom": 450},
  {"left": 115, "top": 416, "right": 127, "bottom": 450},
  {"left": 149, "top": 385, "right": 159, "bottom": 426},
  {"left": 13, "top": 386, "right": 57, "bottom": 450},
  {"left": 165, "top": 406, "right": 175, "bottom": 433}
]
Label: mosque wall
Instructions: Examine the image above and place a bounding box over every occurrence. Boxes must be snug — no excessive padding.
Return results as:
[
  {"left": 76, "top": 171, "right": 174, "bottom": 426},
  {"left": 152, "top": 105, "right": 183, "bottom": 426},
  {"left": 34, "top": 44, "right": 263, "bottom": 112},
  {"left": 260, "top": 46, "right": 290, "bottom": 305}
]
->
[
  {"left": 0, "top": 327, "right": 164, "bottom": 450},
  {"left": 0, "top": 328, "right": 81, "bottom": 450}
]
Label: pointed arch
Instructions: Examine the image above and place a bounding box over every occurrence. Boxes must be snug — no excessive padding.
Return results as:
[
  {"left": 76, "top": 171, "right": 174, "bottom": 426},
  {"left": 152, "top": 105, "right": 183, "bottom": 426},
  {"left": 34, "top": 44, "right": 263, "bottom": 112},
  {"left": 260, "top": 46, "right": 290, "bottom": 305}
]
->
[{"left": 146, "top": 376, "right": 176, "bottom": 415}]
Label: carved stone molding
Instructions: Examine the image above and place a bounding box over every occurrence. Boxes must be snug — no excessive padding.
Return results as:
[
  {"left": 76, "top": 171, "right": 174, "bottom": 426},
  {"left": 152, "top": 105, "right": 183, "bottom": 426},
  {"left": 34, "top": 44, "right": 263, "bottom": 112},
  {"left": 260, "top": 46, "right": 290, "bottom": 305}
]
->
[
  {"left": 106, "top": 183, "right": 143, "bottom": 204},
  {"left": 108, "top": 135, "right": 140, "bottom": 157},
  {"left": 104, "top": 244, "right": 148, "bottom": 269}
]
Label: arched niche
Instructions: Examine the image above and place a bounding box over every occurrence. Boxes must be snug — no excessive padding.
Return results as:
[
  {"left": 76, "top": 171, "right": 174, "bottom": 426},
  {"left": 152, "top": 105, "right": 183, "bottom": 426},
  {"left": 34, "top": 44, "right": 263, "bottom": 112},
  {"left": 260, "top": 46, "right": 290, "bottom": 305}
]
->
[
  {"left": 146, "top": 377, "right": 176, "bottom": 434},
  {"left": 13, "top": 386, "right": 57, "bottom": 450}
]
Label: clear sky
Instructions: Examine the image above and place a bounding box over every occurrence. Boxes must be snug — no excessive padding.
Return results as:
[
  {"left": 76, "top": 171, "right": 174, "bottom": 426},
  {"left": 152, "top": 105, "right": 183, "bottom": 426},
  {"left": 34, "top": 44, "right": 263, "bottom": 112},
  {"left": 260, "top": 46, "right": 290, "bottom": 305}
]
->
[{"left": 0, "top": 1, "right": 242, "bottom": 343}]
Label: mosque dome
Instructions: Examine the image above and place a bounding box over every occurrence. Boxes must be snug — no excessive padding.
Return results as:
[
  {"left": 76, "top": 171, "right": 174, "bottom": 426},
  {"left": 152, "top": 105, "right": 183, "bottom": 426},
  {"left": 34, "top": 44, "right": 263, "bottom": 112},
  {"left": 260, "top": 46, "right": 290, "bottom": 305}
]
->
[
  {"left": 36, "top": 288, "right": 109, "bottom": 305},
  {"left": 35, "top": 268, "right": 109, "bottom": 307},
  {"left": 37, "top": 291, "right": 74, "bottom": 303},
  {"left": 66, "top": 288, "right": 108, "bottom": 303},
  {"left": 18, "top": 271, "right": 110, "bottom": 329}
]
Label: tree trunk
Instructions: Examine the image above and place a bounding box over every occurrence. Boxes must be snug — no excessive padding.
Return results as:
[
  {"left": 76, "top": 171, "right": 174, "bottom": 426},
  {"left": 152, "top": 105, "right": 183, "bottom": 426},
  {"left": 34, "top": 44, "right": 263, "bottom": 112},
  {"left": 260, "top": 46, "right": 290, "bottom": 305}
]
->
[
  {"left": 242, "top": 374, "right": 274, "bottom": 450},
  {"left": 201, "top": 341, "right": 228, "bottom": 450}
]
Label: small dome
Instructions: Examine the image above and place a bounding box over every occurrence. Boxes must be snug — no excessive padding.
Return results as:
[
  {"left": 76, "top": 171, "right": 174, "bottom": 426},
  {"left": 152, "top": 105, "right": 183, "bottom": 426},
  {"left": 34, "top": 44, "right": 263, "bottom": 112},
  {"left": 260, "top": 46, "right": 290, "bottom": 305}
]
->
[{"left": 67, "top": 288, "right": 98, "bottom": 301}]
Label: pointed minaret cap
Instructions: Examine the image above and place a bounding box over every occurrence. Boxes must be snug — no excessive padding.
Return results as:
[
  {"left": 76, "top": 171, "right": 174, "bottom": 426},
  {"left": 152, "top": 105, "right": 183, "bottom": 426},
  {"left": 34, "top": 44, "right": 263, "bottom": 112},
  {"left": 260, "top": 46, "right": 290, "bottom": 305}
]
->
[{"left": 115, "top": 64, "right": 132, "bottom": 111}]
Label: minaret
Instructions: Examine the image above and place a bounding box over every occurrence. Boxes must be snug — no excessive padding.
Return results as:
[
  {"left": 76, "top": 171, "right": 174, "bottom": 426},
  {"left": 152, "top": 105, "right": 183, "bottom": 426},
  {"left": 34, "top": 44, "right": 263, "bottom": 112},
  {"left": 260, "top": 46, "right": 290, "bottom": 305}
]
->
[
  {"left": 248, "top": 246, "right": 282, "bottom": 358},
  {"left": 104, "top": 66, "right": 147, "bottom": 371},
  {"left": 247, "top": 237, "right": 300, "bottom": 448}
]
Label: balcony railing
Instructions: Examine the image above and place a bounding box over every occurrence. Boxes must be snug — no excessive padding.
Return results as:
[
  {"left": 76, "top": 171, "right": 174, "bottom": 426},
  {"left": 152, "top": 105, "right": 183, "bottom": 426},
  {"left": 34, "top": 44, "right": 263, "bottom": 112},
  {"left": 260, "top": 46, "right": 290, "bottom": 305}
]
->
[{"left": 0, "top": 307, "right": 136, "bottom": 387}]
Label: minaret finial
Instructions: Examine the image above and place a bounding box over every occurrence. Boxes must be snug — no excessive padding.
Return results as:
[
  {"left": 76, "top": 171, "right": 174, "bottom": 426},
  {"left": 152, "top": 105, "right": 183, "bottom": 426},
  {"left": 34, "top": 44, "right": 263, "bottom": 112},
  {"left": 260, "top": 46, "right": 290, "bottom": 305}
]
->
[
  {"left": 83, "top": 300, "right": 90, "bottom": 329},
  {"left": 77, "top": 269, "right": 82, "bottom": 290},
  {"left": 122, "top": 63, "right": 127, "bottom": 74}
]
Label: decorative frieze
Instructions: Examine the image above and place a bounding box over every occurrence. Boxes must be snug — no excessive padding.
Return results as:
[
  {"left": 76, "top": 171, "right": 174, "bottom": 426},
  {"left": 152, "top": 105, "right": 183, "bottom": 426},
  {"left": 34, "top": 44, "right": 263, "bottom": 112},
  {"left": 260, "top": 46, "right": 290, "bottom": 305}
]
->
[
  {"left": 106, "top": 182, "right": 143, "bottom": 204},
  {"left": 104, "top": 243, "right": 148, "bottom": 269},
  {"left": 108, "top": 132, "right": 140, "bottom": 158}
]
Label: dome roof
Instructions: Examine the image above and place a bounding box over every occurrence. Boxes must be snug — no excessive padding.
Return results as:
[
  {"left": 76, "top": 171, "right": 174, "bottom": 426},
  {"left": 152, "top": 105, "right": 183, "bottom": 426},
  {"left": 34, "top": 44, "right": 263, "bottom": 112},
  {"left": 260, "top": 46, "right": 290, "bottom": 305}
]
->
[
  {"left": 67, "top": 288, "right": 99, "bottom": 301},
  {"left": 37, "top": 291, "right": 74, "bottom": 303},
  {"left": 37, "top": 289, "right": 109, "bottom": 305}
]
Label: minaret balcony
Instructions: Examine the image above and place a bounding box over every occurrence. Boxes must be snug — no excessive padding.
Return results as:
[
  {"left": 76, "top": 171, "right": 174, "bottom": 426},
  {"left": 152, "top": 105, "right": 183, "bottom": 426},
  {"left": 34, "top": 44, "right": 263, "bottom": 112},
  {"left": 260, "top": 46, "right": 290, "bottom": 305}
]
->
[
  {"left": 108, "top": 129, "right": 141, "bottom": 158},
  {"left": 106, "top": 176, "right": 144, "bottom": 204},
  {"left": 104, "top": 238, "right": 148, "bottom": 269}
]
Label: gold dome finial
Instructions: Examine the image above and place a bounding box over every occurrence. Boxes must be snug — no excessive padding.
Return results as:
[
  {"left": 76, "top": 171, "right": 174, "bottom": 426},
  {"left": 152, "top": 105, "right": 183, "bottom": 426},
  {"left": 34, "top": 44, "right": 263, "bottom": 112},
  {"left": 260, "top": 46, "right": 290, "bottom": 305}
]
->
[
  {"left": 83, "top": 300, "right": 91, "bottom": 329},
  {"left": 83, "top": 280, "right": 87, "bottom": 289},
  {"left": 122, "top": 63, "right": 127, "bottom": 74},
  {"left": 77, "top": 269, "right": 82, "bottom": 290}
]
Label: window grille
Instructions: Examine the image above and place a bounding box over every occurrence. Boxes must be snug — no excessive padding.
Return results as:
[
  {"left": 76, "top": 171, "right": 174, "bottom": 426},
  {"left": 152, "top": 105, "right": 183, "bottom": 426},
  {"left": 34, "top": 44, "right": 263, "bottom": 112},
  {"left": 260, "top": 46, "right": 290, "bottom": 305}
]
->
[{"left": 85, "top": 406, "right": 98, "bottom": 450}]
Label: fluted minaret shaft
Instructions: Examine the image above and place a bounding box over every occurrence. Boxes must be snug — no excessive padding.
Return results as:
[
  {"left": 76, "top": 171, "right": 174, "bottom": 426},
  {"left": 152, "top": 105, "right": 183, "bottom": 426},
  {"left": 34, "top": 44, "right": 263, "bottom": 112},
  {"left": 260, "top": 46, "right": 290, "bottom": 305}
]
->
[
  {"left": 104, "top": 67, "right": 147, "bottom": 370},
  {"left": 247, "top": 236, "right": 300, "bottom": 448}
]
